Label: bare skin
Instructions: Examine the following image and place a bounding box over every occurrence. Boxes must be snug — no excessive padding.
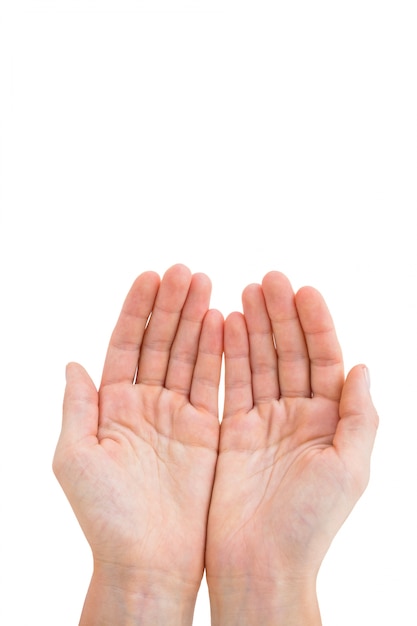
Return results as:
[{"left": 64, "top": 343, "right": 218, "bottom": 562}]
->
[
  {"left": 53, "top": 264, "right": 223, "bottom": 625},
  {"left": 53, "top": 266, "right": 378, "bottom": 625},
  {"left": 205, "top": 272, "right": 379, "bottom": 625}
]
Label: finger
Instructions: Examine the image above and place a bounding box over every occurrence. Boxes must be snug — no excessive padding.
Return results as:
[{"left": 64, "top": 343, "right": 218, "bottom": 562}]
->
[
  {"left": 333, "top": 365, "right": 379, "bottom": 495},
  {"left": 295, "top": 286, "right": 344, "bottom": 401},
  {"left": 58, "top": 362, "right": 99, "bottom": 446},
  {"left": 100, "top": 271, "right": 160, "bottom": 386},
  {"left": 262, "top": 271, "right": 310, "bottom": 398},
  {"left": 242, "top": 283, "right": 279, "bottom": 403},
  {"left": 223, "top": 312, "right": 253, "bottom": 418},
  {"left": 136, "top": 264, "right": 193, "bottom": 386},
  {"left": 190, "top": 308, "right": 224, "bottom": 416},
  {"left": 165, "top": 273, "right": 212, "bottom": 394}
]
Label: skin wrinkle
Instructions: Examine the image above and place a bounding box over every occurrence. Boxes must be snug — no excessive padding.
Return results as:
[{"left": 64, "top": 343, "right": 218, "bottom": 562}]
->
[
  {"left": 214, "top": 438, "right": 330, "bottom": 547},
  {"left": 53, "top": 265, "right": 378, "bottom": 625},
  {"left": 140, "top": 340, "right": 175, "bottom": 356},
  {"left": 114, "top": 307, "right": 151, "bottom": 330},
  {"left": 251, "top": 360, "right": 277, "bottom": 377},
  {"left": 99, "top": 388, "right": 213, "bottom": 452},
  {"left": 225, "top": 380, "right": 250, "bottom": 392},
  {"left": 136, "top": 377, "right": 171, "bottom": 387},
  {"left": 150, "top": 300, "right": 188, "bottom": 316},
  {"left": 109, "top": 339, "right": 143, "bottom": 354},
  {"left": 309, "top": 356, "right": 342, "bottom": 367},
  {"left": 168, "top": 352, "right": 199, "bottom": 372},
  {"left": 252, "top": 395, "right": 278, "bottom": 404},
  {"left": 219, "top": 427, "right": 333, "bottom": 462},
  {"left": 99, "top": 420, "right": 214, "bottom": 485},
  {"left": 277, "top": 351, "right": 309, "bottom": 363},
  {"left": 311, "top": 390, "right": 342, "bottom": 402}
]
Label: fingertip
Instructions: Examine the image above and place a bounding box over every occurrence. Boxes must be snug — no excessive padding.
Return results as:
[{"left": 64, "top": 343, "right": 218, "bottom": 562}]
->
[
  {"left": 224, "top": 311, "right": 247, "bottom": 344},
  {"left": 133, "top": 270, "right": 161, "bottom": 292},
  {"left": 294, "top": 286, "right": 331, "bottom": 322},
  {"left": 205, "top": 307, "right": 224, "bottom": 325},
  {"left": 261, "top": 272, "right": 297, "bottom": 315},
  {"left": 242, "top": 283, "right": 262, "bottom": 306},
  {"left": 65, "top": 361, "right": 73, "bottom": 380},
  {"left": 242, "top": 282, "right": 261, "bottom": 294},
  {"left": 342, "top": 365, "right": 379, "bottom": 430},
  {"left": 362, "top": 365, "right": 371, "bottom": 390},
  {"left": 261, "top": 270, "right": 292, "bottom": 291},
  {"left": 224, "top": 311, "right": 246, "bottom": 333},
  {"left": 193, "top": 271, "right": 212, "bottom": 288},
  {"left": 295, "top": 285, "right": 321, "bottom": 302},
  {"left": 224, "top": 312, "right": 249, "bottom": 369},
  {"left": 160, "top": 264, "right": 193, "bottom": 298},
  {"left": 137, "top": 269, "right": 160, "bottom": 281},
  {"left": 347, "top": 364, "right": 372, "bottom": 392},
  {"left": 65, "top": 361, "right": 86, "bottom": 382},
  {"left": 64, "top": 362, "right": 97, "bottom": 400},
  {"left": 262, "top": 270, "right": 283, "bottom": 282},
  {"left": 226, "top": 310, "right": 245, "bottom": 322},
  {"left": 125, "top": 271, "right": 161, "bottom": 314},
  {"left": 189, "top": 272, "right": 213, "bottom": 304},
  {"left": 167, "top": 262, "right": 190, "bottom": 271},
  {"left": 353, "top": 364, "right": 378, "bottom": 426},
  {"left": 201, "top": 308, "right": 224, "bottom": 353},
  {"left": 163, "top": 263, "right": 192, "bottom": 281}
]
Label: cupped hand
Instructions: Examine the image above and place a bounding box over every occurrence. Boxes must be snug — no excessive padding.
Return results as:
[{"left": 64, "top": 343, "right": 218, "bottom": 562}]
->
[
  {"left": 53, "top": 264, "right": 223, "bottom": 596},
  {"left": 206, "top": 272, "right": 378, "bottom": 596}
]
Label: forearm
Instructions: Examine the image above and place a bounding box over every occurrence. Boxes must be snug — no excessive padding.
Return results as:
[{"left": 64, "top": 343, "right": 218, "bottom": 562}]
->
[
  {"left": 79, "top": 562, "right": 198, "bottom": 626},
  {"left": 207, "top": 575, "right": 321, "bottom": 626}
]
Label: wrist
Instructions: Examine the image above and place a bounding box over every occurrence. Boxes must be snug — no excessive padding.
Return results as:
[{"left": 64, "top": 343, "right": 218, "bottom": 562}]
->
[
  {"left": 79, "top": 560, "right": 199, "bottom": 626},
  {"left": 207, "top": 573, "right": 321, "bottom": 626}
]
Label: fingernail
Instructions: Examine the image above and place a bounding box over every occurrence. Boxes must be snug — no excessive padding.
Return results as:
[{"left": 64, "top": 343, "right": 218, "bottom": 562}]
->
[
  {"left": 363, "top": 366, "right": 371, "bottom": 390},
  {"left": 65, "top": 362, "right": 73, "bottom": 382}
]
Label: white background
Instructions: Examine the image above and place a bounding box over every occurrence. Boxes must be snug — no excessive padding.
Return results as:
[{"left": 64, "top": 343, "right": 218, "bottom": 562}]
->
[{"left": 1, "top": 1, "right": 416, "bottom": 624}]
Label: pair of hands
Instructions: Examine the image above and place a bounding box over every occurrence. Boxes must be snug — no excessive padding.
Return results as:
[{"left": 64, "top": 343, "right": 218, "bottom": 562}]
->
[{"left": 53, "top": 264, "right": 378, "bottom": 625}]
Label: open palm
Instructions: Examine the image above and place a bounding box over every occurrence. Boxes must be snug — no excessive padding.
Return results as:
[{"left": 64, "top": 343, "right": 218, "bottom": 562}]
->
[
  {"left": 53, "top": 265, "right": 223, "bottom": 596},
  {"left": 206, "top": 272, "right": 378, "bottom": 594}
]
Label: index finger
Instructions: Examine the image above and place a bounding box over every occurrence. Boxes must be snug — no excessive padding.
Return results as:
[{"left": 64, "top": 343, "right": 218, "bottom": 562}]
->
[
  {"left": 100, "top": 271, "right": 160, "bottom": 387},
  {"left": 295, "top": 286, "right": 344, "bottom": 401}
]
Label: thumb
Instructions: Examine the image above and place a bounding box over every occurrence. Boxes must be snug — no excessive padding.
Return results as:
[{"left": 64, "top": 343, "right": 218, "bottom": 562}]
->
[
  {"left": 60, "top": 361, "right": 99, "bottom": 444},
  {"left": 333, "top": 365, "right": 379, "bottom": 494}
]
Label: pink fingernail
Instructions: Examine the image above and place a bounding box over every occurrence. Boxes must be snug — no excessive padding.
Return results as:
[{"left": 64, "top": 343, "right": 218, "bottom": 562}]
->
[{"left": 363, "top": 366, "right": 371, "bottom": 390}]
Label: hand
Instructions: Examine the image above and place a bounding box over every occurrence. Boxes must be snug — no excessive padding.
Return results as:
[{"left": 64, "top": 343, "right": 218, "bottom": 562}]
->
[
  {"left": 53, "top": 264, "right": 223, "bottom": 624},
  {"left": 206, "top": 271, "right": 378, "bottom": 625}
]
